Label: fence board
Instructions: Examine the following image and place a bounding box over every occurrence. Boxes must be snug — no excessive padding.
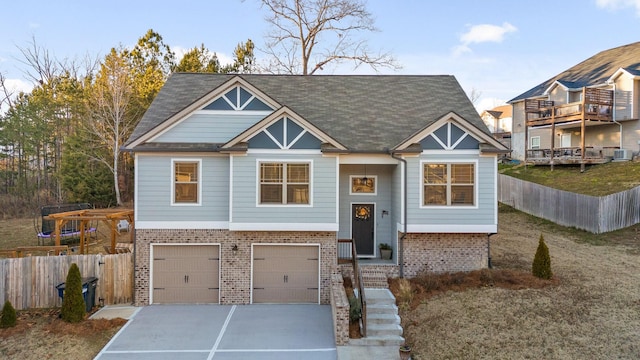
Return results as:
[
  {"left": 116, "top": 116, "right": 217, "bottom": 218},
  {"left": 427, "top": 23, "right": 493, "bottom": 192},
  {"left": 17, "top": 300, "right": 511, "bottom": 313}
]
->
[
  {"left": 499, "top": 174, "right": 640, "bottom": 233},
  {"left": 0, "top": 253, "right": 132, "bottom": 310}
]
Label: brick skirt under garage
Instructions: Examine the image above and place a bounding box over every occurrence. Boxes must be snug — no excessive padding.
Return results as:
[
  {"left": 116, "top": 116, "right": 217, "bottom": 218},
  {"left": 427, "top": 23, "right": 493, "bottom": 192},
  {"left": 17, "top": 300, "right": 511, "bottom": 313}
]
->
[{"left": 134, "top": 229, "right": 337, "bottom": 306}]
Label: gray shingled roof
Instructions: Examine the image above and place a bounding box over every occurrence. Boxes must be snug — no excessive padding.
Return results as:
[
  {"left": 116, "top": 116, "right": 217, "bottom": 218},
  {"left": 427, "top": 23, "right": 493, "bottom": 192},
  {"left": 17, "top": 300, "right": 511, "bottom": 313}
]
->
[
  {"left": 126, "top": 74, "right": 488, "bottom": 152},
  {"left": 509, "top": 41, "right": 640, "bottom": 103}
]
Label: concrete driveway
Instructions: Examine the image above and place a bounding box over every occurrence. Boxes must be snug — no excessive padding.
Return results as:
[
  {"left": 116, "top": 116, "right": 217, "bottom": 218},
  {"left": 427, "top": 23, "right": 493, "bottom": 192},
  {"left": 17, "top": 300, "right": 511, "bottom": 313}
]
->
[{"left": 95, "top": 304, "right": 337, "bottom": 360}]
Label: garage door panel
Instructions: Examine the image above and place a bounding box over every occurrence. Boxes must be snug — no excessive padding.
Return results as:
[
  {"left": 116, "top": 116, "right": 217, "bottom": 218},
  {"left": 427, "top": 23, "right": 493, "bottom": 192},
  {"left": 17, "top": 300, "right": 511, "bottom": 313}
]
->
[
  {"left": 253, "top": 288, "right": 317, "bottom": 303},
  {"left": 152, "top": 245, "right": 219, "bottom": 304},
  {"left": 154, "top": 287, "right": 219, "bottom": 304},
  {"left": 252, "top": 245, "right": 319, "bottom": 304}
]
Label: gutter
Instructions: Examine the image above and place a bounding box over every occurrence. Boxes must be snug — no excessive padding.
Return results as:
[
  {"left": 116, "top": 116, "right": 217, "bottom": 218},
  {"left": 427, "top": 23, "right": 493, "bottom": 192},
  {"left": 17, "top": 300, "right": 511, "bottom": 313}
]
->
[{"left": 389, "top": 151, "right": 408, "bottom": 278}]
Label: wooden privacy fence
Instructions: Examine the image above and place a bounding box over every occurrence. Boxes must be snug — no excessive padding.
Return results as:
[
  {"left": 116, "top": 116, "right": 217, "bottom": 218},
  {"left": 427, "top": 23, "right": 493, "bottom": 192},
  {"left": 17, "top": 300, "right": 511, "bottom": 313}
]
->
[
  {"left": 498, "top": 174, "right": 640, "bottom": 234},
  {"left": 0, "top": 253, "right": 133, "bottom": 310}
]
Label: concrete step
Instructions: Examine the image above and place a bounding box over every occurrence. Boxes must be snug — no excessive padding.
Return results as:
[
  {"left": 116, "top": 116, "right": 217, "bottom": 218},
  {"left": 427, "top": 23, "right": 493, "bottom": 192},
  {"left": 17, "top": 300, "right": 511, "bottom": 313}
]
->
[
  {"left": 367, "top": 312, "right": 401, "bottom": 325},
  {"left": 349, "top": 335, "right": 405, "bottom": 346},
  {"left": 366, "top": 303, "right": 398, "bottom": 315},
  {"left": 367, "top": 323, "right": 403, "bottom": 337},
  {"left": 364, "top": 288, "right": 396, "bottom": 306}
]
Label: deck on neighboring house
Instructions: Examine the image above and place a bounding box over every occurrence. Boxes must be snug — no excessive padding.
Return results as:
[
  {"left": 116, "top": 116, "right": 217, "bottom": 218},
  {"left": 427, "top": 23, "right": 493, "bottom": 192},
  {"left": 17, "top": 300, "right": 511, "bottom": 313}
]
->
[
  {"left": 526, "top": 146, "right": 618, "bottom": 165},
  {"left": 524, "top": 88, "right": 616, "bottom": 169}
]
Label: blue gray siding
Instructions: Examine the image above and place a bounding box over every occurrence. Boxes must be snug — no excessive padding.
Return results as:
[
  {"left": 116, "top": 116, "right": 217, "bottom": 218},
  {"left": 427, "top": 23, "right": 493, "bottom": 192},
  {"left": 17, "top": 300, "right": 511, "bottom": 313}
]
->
[
  {"left": 406, "top": 153, "right": 496, "bottom": 225},
  {"left": 152, "top": 113, "right": 266, "bottom": 143},
  {"left": 230, "top": 153, "right": 337, "bottom": 225},
  {"left": 136, "top": 155, "right": 229, "bottom": 222},
  {"left": 337, "top": 165, "right": 396, "bottom": 245}
]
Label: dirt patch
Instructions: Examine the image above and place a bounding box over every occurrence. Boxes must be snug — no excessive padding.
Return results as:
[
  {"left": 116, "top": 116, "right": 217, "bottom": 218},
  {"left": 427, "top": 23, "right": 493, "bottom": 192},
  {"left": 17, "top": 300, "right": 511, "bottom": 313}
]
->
[
  {"left": 392, "top": 209, "right": 640, "bottom": 359},
  {"left": 0, "top": 308, "right": 125, "bottom": 359}
]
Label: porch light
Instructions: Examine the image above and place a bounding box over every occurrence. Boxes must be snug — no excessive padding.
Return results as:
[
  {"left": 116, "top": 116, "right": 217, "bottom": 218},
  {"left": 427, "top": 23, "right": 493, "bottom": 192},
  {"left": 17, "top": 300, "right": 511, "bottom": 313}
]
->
[{"left": 232, "top": 244, "right": 238, "bottom": 253}]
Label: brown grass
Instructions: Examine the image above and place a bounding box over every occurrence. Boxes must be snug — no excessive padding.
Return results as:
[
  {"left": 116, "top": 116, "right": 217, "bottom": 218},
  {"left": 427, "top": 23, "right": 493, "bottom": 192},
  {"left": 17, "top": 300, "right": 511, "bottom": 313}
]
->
[
  {"left": 392, "top": 208, "right": 640, "bottom": 359},
  {"left": 0, "top": 308, "right": 125, "bottom": 359}
]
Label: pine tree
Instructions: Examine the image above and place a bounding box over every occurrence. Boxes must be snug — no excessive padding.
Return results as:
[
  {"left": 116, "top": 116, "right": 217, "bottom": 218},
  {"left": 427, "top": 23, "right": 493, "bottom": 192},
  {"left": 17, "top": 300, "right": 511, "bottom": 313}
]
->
[
  {"left": 60, "top": 263, "right": 86, "bottom": 323},
  {"left": 0, "top": 300, "right": 17, "bottom": 328},
  {"left": 532, "top": 234, "right": 553, "bottom": 279}
]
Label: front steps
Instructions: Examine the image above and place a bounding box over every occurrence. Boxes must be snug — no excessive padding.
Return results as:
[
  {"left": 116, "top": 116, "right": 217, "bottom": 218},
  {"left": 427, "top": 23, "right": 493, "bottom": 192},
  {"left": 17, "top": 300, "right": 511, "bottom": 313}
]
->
[
  {"left": 350, "top": 288, "right": 405, "bottom": 346},
  {"left": 361, "top": 269, "right": 389, "bottom": 288}
]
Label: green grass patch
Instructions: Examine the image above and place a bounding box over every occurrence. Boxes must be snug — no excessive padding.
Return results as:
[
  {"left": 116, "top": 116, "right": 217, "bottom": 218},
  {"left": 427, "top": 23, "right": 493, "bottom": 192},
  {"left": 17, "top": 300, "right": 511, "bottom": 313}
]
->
[{"left": 499, "top": 161, "right": 640, "bottom": 196}]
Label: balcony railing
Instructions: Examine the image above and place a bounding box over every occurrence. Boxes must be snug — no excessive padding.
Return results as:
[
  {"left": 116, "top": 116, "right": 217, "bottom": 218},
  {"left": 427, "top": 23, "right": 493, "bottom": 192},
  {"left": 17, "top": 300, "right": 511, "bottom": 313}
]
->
[
  {"left": 525, "top": 88, "right": 614, "bottom": 127},
  {"left": 526, "top": 146, "right": 618, "bottom": 165}
]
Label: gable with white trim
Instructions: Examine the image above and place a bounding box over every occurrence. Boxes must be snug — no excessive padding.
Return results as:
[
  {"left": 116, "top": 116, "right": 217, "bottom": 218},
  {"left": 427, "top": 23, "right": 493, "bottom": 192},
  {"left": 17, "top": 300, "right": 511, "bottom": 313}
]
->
[{"left": 151, "top": 84, "right": 275, "bottom": 144}]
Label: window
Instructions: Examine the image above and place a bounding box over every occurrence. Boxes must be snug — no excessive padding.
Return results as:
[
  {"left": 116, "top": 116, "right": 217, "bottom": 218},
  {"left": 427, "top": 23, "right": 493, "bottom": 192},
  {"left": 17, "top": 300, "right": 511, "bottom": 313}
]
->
[
  {"left": 173, "top": 160, "right": 200, "bottom": 204},
  {"left": 350, "top": 175, "right": 376, "bottom": 195},
  {"left": 259, "top": 162, "right": 310, "bottom": 205},
  {"left": 423, "top": 163, "right": 474, "bottom": 206},
  {"left": 530, "top": 136, "right": 541, "bottom": 149}
]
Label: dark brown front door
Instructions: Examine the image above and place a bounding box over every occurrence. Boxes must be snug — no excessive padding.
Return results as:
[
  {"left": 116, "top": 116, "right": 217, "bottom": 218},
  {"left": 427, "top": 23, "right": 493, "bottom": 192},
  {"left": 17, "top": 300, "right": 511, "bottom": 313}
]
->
[{"left": 352, "top": 204, "right": 374, "bottom": 256}]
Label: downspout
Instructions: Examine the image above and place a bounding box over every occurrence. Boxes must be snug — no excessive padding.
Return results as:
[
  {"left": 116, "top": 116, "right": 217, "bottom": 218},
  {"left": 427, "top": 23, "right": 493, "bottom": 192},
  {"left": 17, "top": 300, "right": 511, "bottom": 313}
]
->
[
  {"left": 390, "top": 151, "right": 407, "bottom": 278},
  {"left": 487, "top": 233, "right": 496, "bottom": 269}
]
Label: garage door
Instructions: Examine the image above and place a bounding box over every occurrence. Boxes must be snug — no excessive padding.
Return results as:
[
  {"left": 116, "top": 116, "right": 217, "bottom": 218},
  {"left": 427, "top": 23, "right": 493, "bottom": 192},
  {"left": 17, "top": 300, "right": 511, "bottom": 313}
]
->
[
  {"left": 152, "top": 245, "right": 219, "bottom": 304},
  {"left": 252, "top": 245, "right": 319, "bottom": 303}
]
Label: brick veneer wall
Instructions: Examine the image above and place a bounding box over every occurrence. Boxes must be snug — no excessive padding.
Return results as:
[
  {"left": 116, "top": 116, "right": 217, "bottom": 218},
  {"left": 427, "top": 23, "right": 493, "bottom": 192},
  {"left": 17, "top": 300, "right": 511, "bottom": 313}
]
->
[
  {"left": 402, "top": 232, "right": 488, "bottom": 276},
  {"left": 330, "top": 274, "right": 350, "bottom": 345},
  {"left": 134, "top": 229, "right": 337, "bottom": 306}
]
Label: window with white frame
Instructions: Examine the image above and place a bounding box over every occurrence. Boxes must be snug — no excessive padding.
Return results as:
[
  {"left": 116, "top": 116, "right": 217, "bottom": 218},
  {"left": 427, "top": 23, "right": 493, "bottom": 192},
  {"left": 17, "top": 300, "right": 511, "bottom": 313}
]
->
[
  {"left": 259, "top": 162, "right": 310, "bottom": 205},
  {"left": 530, "top": 136, "right": 541, "bottom": 149},
  {"left": 173, "top": 160, "right": 200, "bottom": 204},
  {"left": 423, "top": 163, "right": 475, "bottom": 206}
]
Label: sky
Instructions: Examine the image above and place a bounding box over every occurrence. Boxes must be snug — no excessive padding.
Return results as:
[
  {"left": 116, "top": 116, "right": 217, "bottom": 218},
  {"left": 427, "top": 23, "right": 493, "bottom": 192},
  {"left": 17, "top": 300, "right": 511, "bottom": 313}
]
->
[{"left": 1, "top": 0, "right": 640, "bottom": 113}]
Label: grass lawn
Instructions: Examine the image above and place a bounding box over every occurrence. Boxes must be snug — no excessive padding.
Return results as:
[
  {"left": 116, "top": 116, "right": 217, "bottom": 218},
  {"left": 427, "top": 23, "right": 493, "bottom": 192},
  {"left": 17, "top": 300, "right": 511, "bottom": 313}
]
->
[
  {"left": 391, "top": 205, "right": 640, "bottom": 359},
  {"left": 499, "top": 160, "right": 640, "bottom": 196}
]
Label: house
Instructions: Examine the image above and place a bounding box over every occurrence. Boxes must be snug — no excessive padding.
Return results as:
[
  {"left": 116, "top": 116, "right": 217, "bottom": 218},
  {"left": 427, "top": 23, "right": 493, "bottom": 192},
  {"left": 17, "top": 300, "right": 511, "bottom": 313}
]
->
[
  {"left": 480, "top": 104, "right": 512, "bottom": 150},
  {"left": 123, "top": 74, "right": 508, "bottom": 306},
  {"left": 509, "top": 41, "right": 640, "bottom": 169}
]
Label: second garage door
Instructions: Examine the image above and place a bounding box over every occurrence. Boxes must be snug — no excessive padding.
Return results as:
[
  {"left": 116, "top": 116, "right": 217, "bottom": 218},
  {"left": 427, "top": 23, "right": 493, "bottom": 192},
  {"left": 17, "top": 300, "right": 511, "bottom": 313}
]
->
[
  {"left": 252, "top": 245, "right": 319, "bottom": 304},
  {"left": 152, "top": 244, "right": 219, "bottom": 304}
]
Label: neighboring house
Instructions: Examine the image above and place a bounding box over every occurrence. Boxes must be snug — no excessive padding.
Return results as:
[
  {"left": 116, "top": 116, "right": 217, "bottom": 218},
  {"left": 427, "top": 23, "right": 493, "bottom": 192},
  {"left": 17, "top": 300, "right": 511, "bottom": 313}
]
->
[
  {"left": 509, "top": 41, "right": 640, "bottom": 168},
  {"left": 123, "top": 74, "right": 508, "bottom": 306},
  {"left": 481, "top": 104, "right": 512, "bottom": 150}
]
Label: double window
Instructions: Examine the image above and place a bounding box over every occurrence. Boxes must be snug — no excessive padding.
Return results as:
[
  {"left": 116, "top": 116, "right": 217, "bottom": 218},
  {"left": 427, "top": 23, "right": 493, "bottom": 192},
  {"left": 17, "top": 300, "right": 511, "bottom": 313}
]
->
[
  {"left": 423, "top": 162, "right": 475, "bottom": 206},
  {"left": 173, "top": 160, "right": 200, "bottom": 205},
  {"left": 259, "top": 162, "right": 310, "bottom": 205}
]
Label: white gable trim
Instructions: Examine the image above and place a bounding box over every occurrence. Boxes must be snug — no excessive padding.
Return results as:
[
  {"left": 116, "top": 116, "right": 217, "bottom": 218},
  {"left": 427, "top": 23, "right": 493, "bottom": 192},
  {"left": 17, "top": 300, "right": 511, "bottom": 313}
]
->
[
  {"left": 608, "top": 67, "right": 640, "bottom": 83},
  {"left": 394, "top": 112, "right": 506, "bottom": 151},
  {"left": 125, "top": 76, "right": 280, "bottom": 149},
  {"left": 223, "top": 106, "right": 347, "bottom": 150}
]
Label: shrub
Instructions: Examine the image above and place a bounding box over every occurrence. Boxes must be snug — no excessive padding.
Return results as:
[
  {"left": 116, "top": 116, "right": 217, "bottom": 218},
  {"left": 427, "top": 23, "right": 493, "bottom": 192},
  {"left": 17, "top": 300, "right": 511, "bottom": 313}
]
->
[
  {"left": 61, "top": 263, "right": 86, "bottom": 323},
  {"left": 348, "top": 294, "right": 362, "bottom": 323},
  {"left": 532, "top": 234, "right": 553, "bottom": 279},
  {"left": 0, "top": 300, "right": 17, "bottom": 328},
  {"left": 396, "top": 278, "right": 414, "bottom": 311}
]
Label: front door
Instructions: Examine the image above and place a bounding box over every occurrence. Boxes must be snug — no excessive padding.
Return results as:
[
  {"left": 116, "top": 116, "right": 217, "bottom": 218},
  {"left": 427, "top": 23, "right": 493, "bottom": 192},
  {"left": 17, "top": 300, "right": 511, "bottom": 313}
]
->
[{"left": 352, "top": 204, "right": 375, "bottom": 257}]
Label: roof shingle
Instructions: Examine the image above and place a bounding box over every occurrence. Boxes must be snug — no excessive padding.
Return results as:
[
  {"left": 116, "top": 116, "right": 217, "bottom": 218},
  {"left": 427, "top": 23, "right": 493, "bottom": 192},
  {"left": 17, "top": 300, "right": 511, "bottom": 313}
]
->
[{"left": 127, "top": 74, "right": 488, "bottom": 152}]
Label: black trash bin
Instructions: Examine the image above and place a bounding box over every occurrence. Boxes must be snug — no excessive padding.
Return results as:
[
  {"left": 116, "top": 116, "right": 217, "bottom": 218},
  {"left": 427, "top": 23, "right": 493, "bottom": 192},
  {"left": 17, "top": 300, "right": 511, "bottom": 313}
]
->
[{"left": 56, "top": 276, "right": 99, "bottom": 313}]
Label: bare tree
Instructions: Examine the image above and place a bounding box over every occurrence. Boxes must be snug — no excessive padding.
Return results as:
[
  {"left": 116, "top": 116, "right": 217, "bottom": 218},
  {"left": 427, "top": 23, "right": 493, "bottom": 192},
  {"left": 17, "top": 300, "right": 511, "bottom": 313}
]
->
[
  {"left": 84, "top": 48, "right": 136, "bottom": 206},
  {"left": 0, "top": 72, "right": 15, "bottom": 109},
  {"left": 468, "top": 87, "right": 482, "bottom": 105},
  {"left": 259, "top": 0, "right": 399, "bottom": 75}
]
